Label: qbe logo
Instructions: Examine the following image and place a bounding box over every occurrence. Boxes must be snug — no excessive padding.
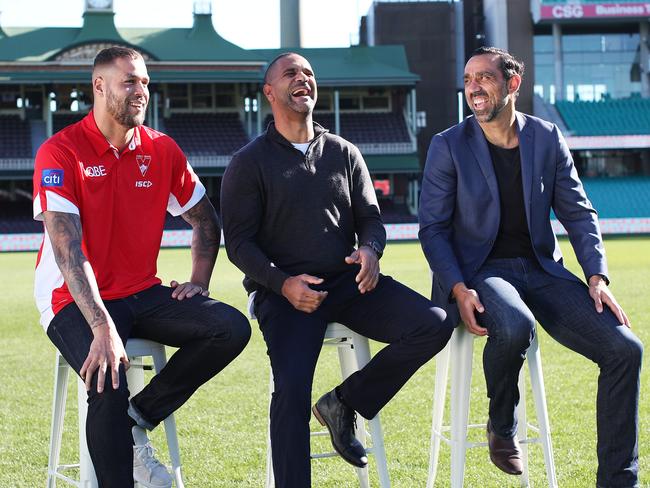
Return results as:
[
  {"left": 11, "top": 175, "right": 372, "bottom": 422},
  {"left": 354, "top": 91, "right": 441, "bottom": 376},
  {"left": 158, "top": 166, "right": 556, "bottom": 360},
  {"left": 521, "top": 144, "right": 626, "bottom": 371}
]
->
[{"left": 42, "top": 169, "right": 64, "bottom": 187}]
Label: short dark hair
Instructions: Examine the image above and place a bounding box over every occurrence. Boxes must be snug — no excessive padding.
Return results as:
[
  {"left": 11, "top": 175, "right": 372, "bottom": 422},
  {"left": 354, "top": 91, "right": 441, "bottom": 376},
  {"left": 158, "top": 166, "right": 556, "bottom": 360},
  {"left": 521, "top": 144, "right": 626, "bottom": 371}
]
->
[
  {"left": 93, "top": 46, "right": 142, "bottom": 70},
  {"left": 263, "top": 52, "right": 300, "bottom": 84},
  {"left": 471, "top": 46, "right": 525, "bottom": 81}
]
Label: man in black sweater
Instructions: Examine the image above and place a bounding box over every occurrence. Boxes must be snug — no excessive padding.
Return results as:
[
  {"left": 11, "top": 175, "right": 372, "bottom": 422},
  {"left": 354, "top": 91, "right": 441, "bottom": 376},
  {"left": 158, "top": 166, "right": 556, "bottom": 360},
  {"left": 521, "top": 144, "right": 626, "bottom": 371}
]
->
[{"left": 221, "top": 52, "right": 452, "bottom": 488}]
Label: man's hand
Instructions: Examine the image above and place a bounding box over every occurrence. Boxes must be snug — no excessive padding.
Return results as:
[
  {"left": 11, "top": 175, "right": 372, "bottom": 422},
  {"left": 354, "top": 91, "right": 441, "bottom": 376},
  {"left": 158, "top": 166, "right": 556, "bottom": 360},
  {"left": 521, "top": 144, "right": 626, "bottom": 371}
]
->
[
  {"left": 453, "top": 282, "right": 487, "bottom": 336},
  {"left": 345, "top": 246, "right": 379, "bottom": 293},
  {"left": 588, "top": 275, "right": 630, "bottom": 327},
  {"left": 281, "top": 275, "right": 328, "bottom": 313},
  {"left": 170, "top": 280, "right": 210, "bottom": 300},
  {"left": 79, "top": 323, "right": 129, "bottom": 393}
]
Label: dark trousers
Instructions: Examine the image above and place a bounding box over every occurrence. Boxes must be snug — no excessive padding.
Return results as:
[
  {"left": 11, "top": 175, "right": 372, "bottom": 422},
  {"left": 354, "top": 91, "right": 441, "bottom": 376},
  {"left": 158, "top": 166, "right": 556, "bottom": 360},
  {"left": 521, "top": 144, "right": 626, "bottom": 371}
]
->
[
  {"left": 47, "top": 284, "right": 251, "bottom": 488},
  {"left": 254, "top": 269, "right": 452, "bottom": 488},
  {"left": 469, "top": 258, "right": 642, "bottom": 488}
]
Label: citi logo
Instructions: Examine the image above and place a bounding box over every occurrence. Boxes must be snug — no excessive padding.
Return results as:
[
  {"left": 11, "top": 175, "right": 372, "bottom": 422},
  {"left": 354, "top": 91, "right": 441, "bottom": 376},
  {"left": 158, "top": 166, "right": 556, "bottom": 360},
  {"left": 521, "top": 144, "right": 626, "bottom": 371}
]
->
[
  {"left": 42, "top": 169, "right": 64, "bottom": 187},
  {"left": 135, "top": 180, "right": 153, "bottom": 188},
  {"left": 84, "top": 165, "right": 107, "bottom": 178}
]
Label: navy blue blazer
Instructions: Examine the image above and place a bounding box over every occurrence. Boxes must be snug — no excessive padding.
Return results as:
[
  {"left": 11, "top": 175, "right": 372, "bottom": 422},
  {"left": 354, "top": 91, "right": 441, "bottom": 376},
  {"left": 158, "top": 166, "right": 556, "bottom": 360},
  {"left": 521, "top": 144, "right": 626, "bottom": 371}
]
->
[{"left": 418, "top": 112, "right": 608, "bottom": 324}]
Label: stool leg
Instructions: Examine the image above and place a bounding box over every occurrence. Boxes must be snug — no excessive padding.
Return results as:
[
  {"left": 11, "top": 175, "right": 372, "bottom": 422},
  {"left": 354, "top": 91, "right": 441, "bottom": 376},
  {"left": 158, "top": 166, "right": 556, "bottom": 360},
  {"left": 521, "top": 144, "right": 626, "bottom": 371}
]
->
[
  {"left": 265, "top": 369, "right": 275, "bottom": 488},
  {"left": 150, "top": 348, "right": 185, "bottom": 488},
  {"left": 449, "top": 328, "right": 473, "bottom": 488},
  {"left": 527, "top": 337, "right": 558, "bottom": 488},
  {"left": 338, "top": 339, "right": 370, "bottom": 488},
  {"left": 351, "top": 334, "right": 391, "bottom": 488},
  {"left": 426, "top": 339, "right": 451, "bottom": 488},
  {"left": 77, "top": 377, "right": 98, "bottom": 487},
  {"left": 47, "top": 354, "right": 70, "bottom": 488},
  {"left": 517, "top": 366, "right": 529, "bottom": 487}
]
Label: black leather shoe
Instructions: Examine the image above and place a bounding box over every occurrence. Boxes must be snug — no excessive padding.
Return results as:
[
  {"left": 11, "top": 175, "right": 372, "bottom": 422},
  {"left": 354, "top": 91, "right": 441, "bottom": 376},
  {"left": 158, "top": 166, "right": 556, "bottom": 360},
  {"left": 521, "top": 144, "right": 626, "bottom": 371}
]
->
[
  {"left": 486, "top": 420, "right": 523, "bottom": 475},
  {"left": 312, "top": 389, "right": 368, "bottom": 468}
]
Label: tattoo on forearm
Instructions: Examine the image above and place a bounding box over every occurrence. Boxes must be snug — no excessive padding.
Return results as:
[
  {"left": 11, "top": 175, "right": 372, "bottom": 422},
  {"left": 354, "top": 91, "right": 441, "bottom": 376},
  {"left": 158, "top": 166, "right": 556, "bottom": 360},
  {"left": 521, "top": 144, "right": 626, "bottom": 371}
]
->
[
  {"left": 181, "top": 196, "right": 221, "bottom": 264},
  {"left": 45, "top": 212, "right": 106, "bottom": 329}
]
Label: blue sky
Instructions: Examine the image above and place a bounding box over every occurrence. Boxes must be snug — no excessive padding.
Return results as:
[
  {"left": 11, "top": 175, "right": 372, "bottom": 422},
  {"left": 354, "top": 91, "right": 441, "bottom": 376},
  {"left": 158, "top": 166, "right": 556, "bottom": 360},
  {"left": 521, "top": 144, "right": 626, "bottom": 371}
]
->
[{"left": 0, "top": 0, "right": 375, "bottom": 49}]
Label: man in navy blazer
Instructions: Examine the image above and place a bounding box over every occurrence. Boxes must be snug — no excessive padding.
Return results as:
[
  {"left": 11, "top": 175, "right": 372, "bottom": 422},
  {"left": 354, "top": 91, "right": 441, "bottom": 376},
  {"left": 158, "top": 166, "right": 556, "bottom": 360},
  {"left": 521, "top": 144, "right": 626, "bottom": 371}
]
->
[{"left": 419, "top": 47, "right": 642, "bottom": 487}]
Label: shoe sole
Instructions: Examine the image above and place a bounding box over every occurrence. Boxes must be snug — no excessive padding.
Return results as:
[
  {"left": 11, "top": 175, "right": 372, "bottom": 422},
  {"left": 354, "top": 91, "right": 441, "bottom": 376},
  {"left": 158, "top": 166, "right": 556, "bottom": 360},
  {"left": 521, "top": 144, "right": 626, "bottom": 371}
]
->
[
  {"left": 312, "top": 404, "right": 368, "bottom": 469},
  {"left": 488, "top": 452, "right": 523, "bottom": 476}
]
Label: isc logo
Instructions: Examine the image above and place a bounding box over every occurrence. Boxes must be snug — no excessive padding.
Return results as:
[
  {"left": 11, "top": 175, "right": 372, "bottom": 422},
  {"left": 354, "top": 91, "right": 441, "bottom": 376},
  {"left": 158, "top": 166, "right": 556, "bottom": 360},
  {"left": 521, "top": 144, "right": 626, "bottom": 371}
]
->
[
  {"left": 135, "top": 180, "right": 153, "bottom": 188},
  {"left": 42, "top": 169, "right": 64, "bottom": 187}
]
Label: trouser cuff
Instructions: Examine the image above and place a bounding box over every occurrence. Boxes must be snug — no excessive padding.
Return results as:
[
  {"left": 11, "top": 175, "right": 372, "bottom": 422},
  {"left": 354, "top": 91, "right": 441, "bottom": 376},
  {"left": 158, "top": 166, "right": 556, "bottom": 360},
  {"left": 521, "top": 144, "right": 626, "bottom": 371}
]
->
[{"left": 128, "top": 400, "right": 157, "bottom": 431}]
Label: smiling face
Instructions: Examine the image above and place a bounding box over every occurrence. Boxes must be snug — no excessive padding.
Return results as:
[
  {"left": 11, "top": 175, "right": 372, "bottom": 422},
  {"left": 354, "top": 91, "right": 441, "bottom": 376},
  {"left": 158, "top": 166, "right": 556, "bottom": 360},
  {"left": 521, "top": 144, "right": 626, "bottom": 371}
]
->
[
  {"left": 263, "top": 54, "right": 317, "bottom": 116},
  {"left": 464, "top": 54, "right": 518, "bottom": 124},
  {"left": 94, "top": 55, "right": 150, "bottom": 129}
]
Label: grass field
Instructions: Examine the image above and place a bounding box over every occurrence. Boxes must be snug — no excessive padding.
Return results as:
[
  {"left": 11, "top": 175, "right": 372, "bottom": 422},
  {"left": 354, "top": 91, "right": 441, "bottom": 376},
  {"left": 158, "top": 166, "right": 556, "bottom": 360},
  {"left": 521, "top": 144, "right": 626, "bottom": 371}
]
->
[{"left": 0, "top": 238, "right": 647, "bottom": 487}]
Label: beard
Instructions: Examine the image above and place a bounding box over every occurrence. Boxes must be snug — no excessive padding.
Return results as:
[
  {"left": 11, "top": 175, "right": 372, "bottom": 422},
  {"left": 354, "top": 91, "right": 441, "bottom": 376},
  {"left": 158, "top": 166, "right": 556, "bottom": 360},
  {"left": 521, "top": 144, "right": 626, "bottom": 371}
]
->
[
  {"left": 470, "top": 83, "right": 509, "bottom": 123},
  {"left": 106, "top": 88, "right": 147, "bottom": 128},
  {"left": 285, "top": 93, "right": 315, "bottom": 114}
]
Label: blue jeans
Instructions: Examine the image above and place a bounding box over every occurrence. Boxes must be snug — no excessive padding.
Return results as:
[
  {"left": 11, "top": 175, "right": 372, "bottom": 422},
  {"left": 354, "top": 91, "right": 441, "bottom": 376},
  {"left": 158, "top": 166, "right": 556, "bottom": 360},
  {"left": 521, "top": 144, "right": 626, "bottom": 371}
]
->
[
  {"left": 469, "top": 258, "right": 642, "bottom": 488},
  {"left": 255, "top": 269, "right": 452, "bottom": 488},
  {"left": 47, "top": 284, "right": 251, "bottom": 488}
]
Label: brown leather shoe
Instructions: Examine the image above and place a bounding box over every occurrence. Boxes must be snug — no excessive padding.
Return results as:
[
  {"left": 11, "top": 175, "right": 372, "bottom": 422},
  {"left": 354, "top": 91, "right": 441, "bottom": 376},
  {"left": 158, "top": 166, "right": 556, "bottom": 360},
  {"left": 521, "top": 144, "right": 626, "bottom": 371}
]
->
[{"left": 486, "top": 420, "right": 523, "bottom": 475}]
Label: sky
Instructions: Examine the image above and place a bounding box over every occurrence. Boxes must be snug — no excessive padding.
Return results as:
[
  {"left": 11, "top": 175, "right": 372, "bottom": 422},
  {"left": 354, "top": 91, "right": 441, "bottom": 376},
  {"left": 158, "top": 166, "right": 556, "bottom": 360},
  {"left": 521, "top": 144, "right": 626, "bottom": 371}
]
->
[{"left": 0, "top": 0, "right": 375, "bottom": 49}]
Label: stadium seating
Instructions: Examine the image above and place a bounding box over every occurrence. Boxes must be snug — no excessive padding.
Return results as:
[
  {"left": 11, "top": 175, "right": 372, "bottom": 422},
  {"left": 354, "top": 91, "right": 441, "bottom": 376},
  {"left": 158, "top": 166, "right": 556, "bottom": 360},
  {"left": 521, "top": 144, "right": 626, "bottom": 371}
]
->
[
  {"left": 555, "top": 97, "right": 650, "bottom": 136},
  {"left": 0, "top": 115, "right": 32, "bottom": 158},
  {"left": 53, "top": 113, "right": 86, "bottom": 134},
  {"left": 264, "top": 112, "right": 412, "bottom": 145},
  {"left": 164, "top": 113, "right": 249, "bottom": 156},
  {"left": 581, "top": 177, "right": 650, "bottom": 218}
]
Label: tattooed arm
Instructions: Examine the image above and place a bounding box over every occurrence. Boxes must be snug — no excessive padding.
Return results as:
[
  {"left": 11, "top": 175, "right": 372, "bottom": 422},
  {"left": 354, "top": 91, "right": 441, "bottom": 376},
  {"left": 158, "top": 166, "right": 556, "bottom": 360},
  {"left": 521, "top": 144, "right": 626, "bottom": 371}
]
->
[
  {"left": 169, "top": 195, "right": 221, "bottom": 300},
  {"left": 43, "top": 210, "right": 129, "bottom": 392}
]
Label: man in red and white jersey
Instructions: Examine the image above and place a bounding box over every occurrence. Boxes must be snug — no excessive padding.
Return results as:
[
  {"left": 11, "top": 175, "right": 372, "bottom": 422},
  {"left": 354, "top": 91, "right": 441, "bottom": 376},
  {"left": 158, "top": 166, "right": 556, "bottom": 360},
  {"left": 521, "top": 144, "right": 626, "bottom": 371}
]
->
[{"left": 33, "top": 46, "right": 251, "bottom": 488}]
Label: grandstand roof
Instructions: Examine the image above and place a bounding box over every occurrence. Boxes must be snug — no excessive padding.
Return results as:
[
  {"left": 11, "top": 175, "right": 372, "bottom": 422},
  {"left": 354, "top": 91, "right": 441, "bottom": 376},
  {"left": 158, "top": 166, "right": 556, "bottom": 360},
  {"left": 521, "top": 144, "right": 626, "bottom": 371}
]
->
[{"left": 0, "top": 10, "right": 418, "bottom": 87}]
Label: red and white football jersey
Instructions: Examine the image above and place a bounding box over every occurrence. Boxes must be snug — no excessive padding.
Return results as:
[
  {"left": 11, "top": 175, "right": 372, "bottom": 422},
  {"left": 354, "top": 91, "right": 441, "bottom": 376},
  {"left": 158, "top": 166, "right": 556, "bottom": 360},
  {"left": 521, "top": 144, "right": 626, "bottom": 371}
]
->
[{"left": 33, "top": 111, "right": 205, "bottom": 329}]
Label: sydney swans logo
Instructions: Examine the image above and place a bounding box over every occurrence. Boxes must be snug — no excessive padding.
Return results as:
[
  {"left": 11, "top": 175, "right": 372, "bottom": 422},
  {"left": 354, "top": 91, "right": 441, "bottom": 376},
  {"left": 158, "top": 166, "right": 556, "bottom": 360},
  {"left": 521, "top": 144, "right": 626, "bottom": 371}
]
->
[{"left": 136, "top": 155, "right": 152, "bottom": 177}]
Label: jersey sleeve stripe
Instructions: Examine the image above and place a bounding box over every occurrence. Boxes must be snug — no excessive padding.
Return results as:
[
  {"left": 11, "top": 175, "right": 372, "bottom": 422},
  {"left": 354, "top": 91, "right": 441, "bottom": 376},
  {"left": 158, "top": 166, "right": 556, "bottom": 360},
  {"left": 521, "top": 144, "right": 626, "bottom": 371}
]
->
[
  {"left": 34, "top": 228, "right": 64, "bottom": 330},
  {"left": 33, "top": 191, "right": 80, "bottom": 221},
  {"left": 167, "top": 178, "right": 206, "bottom": 216}
]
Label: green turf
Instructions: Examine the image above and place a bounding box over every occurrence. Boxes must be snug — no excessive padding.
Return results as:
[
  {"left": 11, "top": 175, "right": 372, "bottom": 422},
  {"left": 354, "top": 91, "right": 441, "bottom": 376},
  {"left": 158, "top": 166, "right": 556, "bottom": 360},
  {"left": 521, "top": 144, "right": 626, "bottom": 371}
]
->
[{"left": 0, "top": 238, "right": 647, "bottom": 487}]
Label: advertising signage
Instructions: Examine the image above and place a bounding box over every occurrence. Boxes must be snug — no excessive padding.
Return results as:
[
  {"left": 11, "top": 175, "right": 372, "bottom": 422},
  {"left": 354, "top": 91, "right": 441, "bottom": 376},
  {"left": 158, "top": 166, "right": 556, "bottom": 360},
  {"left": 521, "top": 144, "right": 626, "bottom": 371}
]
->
[{"left": 534, "top": 2, "right": 650, "bottom": 22}]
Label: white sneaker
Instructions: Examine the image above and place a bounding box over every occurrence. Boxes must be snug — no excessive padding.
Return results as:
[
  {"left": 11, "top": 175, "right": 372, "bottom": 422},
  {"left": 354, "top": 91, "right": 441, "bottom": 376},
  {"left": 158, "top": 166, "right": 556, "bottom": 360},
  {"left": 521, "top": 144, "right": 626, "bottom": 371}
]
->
[{"left": 133, "top": 442, "right": 173, "bottom": 488}]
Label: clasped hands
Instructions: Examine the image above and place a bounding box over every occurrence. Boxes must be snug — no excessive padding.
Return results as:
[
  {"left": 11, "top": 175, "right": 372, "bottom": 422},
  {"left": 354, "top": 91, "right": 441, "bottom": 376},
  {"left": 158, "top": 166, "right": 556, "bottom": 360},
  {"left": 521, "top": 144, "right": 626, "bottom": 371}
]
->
[{"left": 281, "top": 246, "right": 379, "bottom": 313}]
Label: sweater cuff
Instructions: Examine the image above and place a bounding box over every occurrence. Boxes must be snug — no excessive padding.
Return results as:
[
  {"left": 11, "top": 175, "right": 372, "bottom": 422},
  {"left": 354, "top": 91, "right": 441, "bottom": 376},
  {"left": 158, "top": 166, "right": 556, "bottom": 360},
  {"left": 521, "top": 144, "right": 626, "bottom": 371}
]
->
[{"left": 268, "top": 268, "right": 291, "bottom": 296}]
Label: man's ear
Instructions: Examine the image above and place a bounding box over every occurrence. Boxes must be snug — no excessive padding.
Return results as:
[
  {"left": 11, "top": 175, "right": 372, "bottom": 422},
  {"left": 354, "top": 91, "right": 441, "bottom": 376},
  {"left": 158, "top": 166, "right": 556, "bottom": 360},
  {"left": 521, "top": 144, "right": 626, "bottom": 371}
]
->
[
  {"left": 508, "top": 74, "right": 522, "bottom": 96},
  {"left": 93, "top": 75, "right": 105, "bottom": 98},
  {"left": 263, "top": 83, "right": 274, "bottom": 104}
]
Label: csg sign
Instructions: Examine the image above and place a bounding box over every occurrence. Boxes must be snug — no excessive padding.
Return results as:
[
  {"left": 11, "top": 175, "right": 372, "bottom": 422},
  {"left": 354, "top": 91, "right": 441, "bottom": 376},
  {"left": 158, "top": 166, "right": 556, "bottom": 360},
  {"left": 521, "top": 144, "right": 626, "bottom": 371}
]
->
[
  {"left": 42, "top": 169, "right": 64, "bottom": 187},
  {"left": 551, "top": 4, "right": 584, "bottom": 18}
]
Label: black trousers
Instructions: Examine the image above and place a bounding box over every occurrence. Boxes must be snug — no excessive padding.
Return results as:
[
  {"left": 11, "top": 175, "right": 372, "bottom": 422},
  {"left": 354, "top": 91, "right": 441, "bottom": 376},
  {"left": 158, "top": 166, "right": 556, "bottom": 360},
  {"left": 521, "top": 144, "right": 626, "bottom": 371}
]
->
[
  {"left": 47, "top": 284, "right": 251, "bottom": 488},
  {"left": 254, "top": 269, "right": 452, "bottom": 488}
]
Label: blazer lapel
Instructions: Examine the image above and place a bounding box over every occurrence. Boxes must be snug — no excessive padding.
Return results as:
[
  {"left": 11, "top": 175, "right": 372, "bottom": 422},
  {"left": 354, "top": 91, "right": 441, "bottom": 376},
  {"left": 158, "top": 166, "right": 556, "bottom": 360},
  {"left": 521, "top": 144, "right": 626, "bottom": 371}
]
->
[
  {"left": 516, "top": 112, "right": 535, "bottom": 227},
  {"left": 466, "top": 116, "right": 499, "bottom": 203}
]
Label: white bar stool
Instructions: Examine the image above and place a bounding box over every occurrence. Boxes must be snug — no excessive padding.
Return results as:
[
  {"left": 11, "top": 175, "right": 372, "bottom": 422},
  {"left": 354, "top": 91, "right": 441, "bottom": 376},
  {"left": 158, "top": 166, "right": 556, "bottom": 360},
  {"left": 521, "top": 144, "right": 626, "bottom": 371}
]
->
[
  {"left": 264, "top": 322, "right": 391, "bottom": 488},
  {"left": 46, "top": 338, "right": 185, "bottom": 488},
  {"left": 246, "top": 293, "right": 391, "bottom": 488},
  {"left": 427, "top": 326, "right": 558, "bottom": 488}
]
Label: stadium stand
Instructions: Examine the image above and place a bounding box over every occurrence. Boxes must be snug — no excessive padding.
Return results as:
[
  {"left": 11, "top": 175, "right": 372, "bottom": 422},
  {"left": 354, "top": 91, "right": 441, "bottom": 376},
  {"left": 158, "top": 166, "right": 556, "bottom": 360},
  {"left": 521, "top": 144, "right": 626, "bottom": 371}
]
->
[
  {"left": 163, "top": 113, "right": 249, "bottom": 156},
  {"left": 556, "top": 97, "right": 650, "bottom": 136},
  {"left": 53, "top": 113, "right": 86, "bottom": 134},
  {"left": 0, "top": 115, "right": 32, "bottom": 157},
  {"left": 263, "top": 112, "right": 412, "bottom": 145},
  {"left": 581, "top": 177, "right": 650, "bottom": 218}
]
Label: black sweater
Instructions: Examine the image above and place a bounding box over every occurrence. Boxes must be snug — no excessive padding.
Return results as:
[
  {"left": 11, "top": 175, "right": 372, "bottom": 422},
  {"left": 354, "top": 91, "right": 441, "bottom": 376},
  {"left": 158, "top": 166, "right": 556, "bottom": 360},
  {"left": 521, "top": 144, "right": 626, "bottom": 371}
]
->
[{"left": 221, "top": 122, "right": 386, "bottom": 295}]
